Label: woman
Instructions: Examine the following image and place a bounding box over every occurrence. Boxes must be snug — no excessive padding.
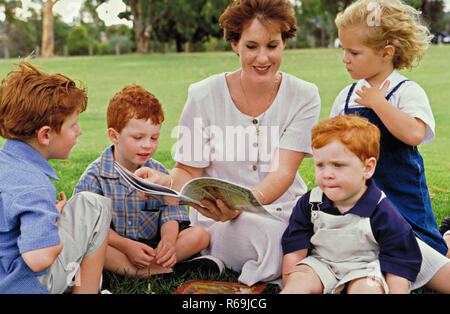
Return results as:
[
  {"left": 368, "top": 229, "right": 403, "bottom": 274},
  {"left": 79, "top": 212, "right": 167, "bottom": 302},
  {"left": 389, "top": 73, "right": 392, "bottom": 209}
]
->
[{"left": 139, "top": 0, "right": 321, "bottom": 285}]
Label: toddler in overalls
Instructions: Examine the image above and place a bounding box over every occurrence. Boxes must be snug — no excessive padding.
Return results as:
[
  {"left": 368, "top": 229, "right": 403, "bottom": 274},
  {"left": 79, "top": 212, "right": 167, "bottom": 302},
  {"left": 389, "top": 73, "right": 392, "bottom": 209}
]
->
[
  {"left": 331, "top": 0, "right": 450, "bottom": 293},
  {"left": 281, "top": 115, "right": 421, "bottom": 294}
]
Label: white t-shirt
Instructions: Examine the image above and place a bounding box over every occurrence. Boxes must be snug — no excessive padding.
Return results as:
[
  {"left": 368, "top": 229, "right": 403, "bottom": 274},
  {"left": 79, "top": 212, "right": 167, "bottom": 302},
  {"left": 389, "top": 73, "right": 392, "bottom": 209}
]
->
[
  {"left": 330, "top": 70, "right": 435, "bottom": 144},
  {"left": 174, "top": 72, "right": 321, "bottom": 223}
]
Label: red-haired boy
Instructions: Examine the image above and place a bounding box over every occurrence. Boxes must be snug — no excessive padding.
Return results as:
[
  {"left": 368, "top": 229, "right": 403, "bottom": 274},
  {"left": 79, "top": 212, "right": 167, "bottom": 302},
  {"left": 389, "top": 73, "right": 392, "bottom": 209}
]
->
[
  {"left": 75, "top": 84, "right": 223, "bottom": 277},
  {"left": 0, "top": 62, "right": 111, "bottom": 294},
  {"left": 281, "top": 115, "right": 422, "bottom": 294}
]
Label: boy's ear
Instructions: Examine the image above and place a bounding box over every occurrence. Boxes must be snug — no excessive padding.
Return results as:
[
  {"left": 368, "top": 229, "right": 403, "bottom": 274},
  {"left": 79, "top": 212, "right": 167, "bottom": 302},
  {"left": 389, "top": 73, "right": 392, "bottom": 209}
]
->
[
  {"left": 35, "top": 126, "right": 52, "bottom": 146},
  {"left": 382, "top": 44, "right": 395, "bottom": 62},
  {"left": 363, "top": 157, "right": 377, "bottom": 179},
  {"left": 107, "top": 128, "right": 119, "bottom": 144}
]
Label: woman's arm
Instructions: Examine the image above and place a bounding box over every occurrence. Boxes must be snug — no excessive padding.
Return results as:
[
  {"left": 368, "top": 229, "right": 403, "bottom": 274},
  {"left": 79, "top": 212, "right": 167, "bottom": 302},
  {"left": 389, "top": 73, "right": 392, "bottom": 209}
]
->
[
  {"left": 170, "top": 163, "right": 205, "bottom": 191},
  {"left": 252, "top": 148, "right": 305, "bottom": 205}
]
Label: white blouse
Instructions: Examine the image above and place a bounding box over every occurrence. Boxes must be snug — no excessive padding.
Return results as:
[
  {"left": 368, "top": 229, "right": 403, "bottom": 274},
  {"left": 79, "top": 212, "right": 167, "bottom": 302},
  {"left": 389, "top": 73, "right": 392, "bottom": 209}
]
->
[
  {"left": 174, "top": 72, "right": 321, "bottom": 222},
  {"left": 331, "top": 70, "right": 435, "bottom": 144}
]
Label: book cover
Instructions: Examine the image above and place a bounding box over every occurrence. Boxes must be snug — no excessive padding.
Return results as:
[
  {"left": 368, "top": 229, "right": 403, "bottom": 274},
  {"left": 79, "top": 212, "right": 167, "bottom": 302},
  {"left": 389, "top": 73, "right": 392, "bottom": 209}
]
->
[{"left": 173, "top": 280, "right": 267, "bottom": 294}]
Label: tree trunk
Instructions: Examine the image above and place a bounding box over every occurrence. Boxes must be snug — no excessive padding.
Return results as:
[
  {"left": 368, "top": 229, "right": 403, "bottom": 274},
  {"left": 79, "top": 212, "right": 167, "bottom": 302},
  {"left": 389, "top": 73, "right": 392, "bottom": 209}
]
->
[
  {"left": 130, "top": 0, "right": 150, "bottom": 54},
  {"left": 41, "top": 0, "right": 57, "bottom": 58}
]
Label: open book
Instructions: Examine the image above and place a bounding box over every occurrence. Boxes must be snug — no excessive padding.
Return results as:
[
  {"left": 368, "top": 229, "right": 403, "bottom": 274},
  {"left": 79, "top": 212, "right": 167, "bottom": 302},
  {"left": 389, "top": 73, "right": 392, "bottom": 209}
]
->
[
  {"left": 173, "top": 280, "right": 267, "bottom": 294},
  {"left": 114, "top": 161, "right": 273, "bottom": 217}
]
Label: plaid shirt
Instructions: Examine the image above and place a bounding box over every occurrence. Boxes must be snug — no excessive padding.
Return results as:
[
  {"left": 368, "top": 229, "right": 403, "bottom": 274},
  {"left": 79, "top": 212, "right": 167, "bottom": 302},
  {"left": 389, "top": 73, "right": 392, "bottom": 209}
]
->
[{"left": 74, "top": 146, "right": 189, "bottom": 240}]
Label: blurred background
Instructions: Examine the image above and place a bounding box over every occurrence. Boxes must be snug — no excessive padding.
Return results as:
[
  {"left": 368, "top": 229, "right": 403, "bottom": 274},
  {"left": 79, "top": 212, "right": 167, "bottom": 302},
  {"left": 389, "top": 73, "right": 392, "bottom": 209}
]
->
[{"left": 1, "top": 0, "right": 450, "bottom": 58}]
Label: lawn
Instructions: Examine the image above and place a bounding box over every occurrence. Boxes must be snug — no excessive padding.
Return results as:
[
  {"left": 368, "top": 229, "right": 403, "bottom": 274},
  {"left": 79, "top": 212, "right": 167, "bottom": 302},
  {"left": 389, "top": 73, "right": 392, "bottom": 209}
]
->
[{"left": 0, "top": 46, "right": 449, "bottom": 293}]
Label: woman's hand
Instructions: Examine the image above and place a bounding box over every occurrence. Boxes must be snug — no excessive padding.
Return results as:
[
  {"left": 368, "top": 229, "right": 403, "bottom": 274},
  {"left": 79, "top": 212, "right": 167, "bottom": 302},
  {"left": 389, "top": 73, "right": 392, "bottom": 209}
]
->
[{"left": 190, "top": 199, "right": 241, "bottom": 222}]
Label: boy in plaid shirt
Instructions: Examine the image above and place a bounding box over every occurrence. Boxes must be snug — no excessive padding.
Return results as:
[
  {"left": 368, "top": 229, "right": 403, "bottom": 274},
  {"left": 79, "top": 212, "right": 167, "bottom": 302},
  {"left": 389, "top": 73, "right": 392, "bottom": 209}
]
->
[{"left": 75, "top": 84, "right": 221, "bottom": 276}]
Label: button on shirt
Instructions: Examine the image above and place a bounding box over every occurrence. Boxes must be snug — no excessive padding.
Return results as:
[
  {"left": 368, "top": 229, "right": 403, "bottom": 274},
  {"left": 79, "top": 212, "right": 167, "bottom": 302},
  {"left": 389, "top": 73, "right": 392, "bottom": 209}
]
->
[
  {"left": 282, "top": 180, "right": 423, "bottom": 282},
  {"left": 74, "top": 146, "right": 189, "bottom": 240},
  {"left": 0, "top": 140, "right": 60, "bottom": 294}
]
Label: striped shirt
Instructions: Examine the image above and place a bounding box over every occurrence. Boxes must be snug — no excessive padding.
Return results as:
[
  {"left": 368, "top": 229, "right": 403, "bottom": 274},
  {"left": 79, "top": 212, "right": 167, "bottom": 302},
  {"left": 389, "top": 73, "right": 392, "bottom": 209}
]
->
[{"left": 74, "top": 146, "right": 189, "bottom": 240}]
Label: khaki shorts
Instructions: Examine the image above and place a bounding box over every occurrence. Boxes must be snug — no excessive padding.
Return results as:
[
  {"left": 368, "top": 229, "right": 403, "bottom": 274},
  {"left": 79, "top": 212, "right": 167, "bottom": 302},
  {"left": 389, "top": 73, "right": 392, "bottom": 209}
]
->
[
  {"left": 286, "top": 237, "right": 449, "bottom": 293},
  {"left": 291, "top": 257, "right": 388, "bottom": 294},
  {"left": 412, "top": 238, "right": 449, "bottom": 290},
  {"left": 37, "top": 192, "right": 112, "bottom": 294}
]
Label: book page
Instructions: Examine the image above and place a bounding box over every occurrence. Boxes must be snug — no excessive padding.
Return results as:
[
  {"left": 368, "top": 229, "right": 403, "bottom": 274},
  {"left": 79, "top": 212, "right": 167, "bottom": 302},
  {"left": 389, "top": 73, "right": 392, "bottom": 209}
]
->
[
  {"left": 114, "top": 161, "right": 203, "bottom": 206},
  {"left": 180, "top": 177, "right": 273, "bottom": 217}
]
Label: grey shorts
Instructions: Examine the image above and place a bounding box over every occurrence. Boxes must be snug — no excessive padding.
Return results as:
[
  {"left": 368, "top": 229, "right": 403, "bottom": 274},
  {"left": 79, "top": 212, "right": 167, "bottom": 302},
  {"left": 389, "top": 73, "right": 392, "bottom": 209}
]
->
[{"left": 37, "top": 192, "right": 112, "bottom": 294}]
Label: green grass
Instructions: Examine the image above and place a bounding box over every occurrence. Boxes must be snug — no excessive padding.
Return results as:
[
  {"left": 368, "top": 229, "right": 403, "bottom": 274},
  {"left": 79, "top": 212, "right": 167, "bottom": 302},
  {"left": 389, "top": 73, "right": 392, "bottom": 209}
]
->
[{"left": 0, "top": 47, "right": 449, "bottom": 293}]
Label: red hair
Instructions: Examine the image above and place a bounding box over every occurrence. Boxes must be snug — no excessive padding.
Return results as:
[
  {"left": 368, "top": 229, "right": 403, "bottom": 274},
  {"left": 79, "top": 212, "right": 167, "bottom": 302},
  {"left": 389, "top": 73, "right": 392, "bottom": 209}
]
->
[
  {"left": 0, "top": 61, "right": 87, "bottom": 140},
  {"left": 107, "top": 84, "right": 164, "bottom": 133},
  {"left": 312, "top": 115, "right": 380, "bottom": 162},
  {"left": 219, "top": 0, "right": 297, "bottom": 42}
]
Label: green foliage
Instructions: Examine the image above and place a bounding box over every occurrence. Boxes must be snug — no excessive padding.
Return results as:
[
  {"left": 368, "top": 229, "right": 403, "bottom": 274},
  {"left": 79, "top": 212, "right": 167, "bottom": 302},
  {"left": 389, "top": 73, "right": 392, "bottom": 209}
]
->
[
  {"left": 67, "top": 26, "right": 95, "bottom": 55},
  {"left": 54, "top": 17, "right": 71, "bottom": 55}
]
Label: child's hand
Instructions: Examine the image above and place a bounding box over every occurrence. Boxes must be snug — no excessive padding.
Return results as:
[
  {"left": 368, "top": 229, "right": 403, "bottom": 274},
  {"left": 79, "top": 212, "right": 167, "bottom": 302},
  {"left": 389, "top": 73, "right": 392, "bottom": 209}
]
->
[
  {"left": 135, "top": 167, "right": 172, "bottom": 187},
  {"left": 155, "top": 238, "right": 177, "bottom": 268},
  {"left": 55, "top": 191, "right": 67, "bottom": 214},
  {"left": 355, "top": 80, "right": 390, "bottom": 109},
  {"left": 124, "top": 240, "right": 156, "bottom": 269}
]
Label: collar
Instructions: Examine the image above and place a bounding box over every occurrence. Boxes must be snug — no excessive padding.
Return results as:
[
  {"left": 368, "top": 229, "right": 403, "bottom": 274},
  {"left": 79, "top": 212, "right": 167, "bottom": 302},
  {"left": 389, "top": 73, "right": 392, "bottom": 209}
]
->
[
  {"left": 320, "top": 180, "right": 382, "bottom": 217},
  {"left": 360, "top": 70, "right": 408, "bottom": 95},
  {"left": 99, "top": 145, "right": 120, "bottom": 179},
  {"left": 2, "top": 139, "right": 59, "bottom": 180}
]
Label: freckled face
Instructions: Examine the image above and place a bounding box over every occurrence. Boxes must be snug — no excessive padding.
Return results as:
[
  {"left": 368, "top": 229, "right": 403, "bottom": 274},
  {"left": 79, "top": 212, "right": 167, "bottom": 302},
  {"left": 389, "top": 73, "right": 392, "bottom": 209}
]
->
[
  {"left": 48, "top": 111, "right": 82, "bottom": 160},
  {"left": 314, "top": 140, "right": 369, "bottom": 209},
  {"left": 110, "top": 118, "right": 161, "bottom": 171}
]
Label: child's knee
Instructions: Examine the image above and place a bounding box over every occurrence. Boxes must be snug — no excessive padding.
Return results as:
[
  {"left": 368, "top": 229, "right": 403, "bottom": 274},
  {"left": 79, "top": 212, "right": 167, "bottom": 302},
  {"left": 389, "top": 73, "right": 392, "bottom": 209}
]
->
[
  {"left": 282, "top": 266, "right": 322, "bottom": 294},
  {"left": 188, "top": 226, "right": 210, "bottom": 249},
  {"left": 347, "top": 277, "right": 385, "bottom": 294}
]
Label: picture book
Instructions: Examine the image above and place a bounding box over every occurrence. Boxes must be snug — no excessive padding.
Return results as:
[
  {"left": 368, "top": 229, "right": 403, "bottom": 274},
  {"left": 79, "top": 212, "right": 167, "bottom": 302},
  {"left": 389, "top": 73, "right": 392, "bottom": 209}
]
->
[
  {"left": 114, "top": 161, "right": 275, "bottom": 218},
  {"left": 173, "top": 280, "right": 267, "bottom": 294}
]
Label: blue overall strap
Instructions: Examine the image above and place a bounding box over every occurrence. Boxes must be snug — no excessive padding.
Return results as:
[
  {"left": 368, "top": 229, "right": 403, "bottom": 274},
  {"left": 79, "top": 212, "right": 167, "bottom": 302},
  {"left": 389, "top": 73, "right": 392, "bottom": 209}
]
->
[
  {"left": 386, "top": 80, "right": 410, "bottom": 101},
  {"left": 344, "top": 83, "right": 358, "bottom": 111}
]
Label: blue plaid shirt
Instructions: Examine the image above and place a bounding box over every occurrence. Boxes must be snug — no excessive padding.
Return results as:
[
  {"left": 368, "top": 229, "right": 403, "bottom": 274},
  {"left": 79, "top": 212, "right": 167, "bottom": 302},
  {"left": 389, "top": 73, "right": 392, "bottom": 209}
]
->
[{"left": 74, "top": 146, "right": 189, "bottom": 240}]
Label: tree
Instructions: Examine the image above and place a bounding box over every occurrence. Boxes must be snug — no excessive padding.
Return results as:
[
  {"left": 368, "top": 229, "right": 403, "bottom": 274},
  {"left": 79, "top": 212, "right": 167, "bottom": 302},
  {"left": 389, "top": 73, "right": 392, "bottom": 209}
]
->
[
  {"left": 41, "top": 0, "right": 58, "bottom": 58},
  {"left": 86, "top": 0, "right": 229, "bottom": 54},
  {"left": 152, "top": 0, "right": 229, "bottom": 52},
  {"left": 1, "top": 0, "right": 40, "bottom": 57},
  {"left": 420, "top": 0, "right": 446, "bottom": 33}
]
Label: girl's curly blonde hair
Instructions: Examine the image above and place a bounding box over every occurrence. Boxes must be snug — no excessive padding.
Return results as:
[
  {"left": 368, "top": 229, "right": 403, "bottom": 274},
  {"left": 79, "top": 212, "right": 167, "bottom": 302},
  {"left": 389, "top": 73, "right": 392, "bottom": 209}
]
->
[{"left": 335, "top": 0, "right": 432, "bottom": 70}]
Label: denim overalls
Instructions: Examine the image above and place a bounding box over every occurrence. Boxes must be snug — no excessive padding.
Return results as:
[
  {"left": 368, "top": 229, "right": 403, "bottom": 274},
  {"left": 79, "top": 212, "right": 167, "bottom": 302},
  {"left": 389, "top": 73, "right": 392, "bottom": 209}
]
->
[{"left": 344, "top": 81, "right": 448, "bottom": 255}]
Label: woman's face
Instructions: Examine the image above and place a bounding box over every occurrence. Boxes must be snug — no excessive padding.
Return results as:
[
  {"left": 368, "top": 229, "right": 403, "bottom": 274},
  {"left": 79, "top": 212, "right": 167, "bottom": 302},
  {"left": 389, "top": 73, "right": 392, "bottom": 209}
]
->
[{"left": 232, "top": 18, "right": 286, "bottom": 84}]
